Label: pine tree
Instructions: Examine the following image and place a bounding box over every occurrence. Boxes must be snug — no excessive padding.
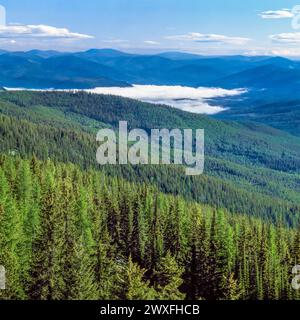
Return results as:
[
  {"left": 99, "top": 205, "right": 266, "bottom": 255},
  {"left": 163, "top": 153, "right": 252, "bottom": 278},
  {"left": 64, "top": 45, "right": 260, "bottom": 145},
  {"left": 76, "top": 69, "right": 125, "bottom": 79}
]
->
[
  {"left": 120, "top": 256, "right": 156, "bottom": 300},
  {"left": 148, "top": 194, "right": 164, "bottom": 269},
  {"left": 15, "top": 160, "right": 38, "bottom": 293},
  {"left": 192, "top": 208, "right": 210, "bottom": 300},
  {"left": 164, "top": 198, "right": 186, "bottom": 259},
  {"left": 29, "top": 168, "right": 65, "bottom": 300},
  {"left": 222, "top": 273, "right": 243, "bottom": 300},
  {"left": 75, "top": 187, "right": 95, "bottom": 254},
  {"left": 154, "top": 252, "right": 185, "bottom": 300},
  {"left": 130, "top": 193, "right": 146, "bottom": 264},
  {"left": 66, "top": 184, "right": 98, "bottom": 300},
  {"left": 66, "top": 238, "right": 99, "bottom": 300},
  {"left": 0, "top": 168, "right": 24, "bottom": 299}
]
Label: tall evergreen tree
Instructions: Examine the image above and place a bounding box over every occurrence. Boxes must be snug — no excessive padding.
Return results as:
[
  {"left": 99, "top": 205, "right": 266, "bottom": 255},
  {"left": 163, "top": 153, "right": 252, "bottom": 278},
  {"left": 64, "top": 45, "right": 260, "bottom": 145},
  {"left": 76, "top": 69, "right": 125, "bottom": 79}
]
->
[
  {"left": 29, "top": 168, "right": 65, "bottom": 300},
  {"left": 120, "top": 256, "right": 156, "bottom": 300},
  {"left": 153, "top": 252, "right": 185, "bottom": 300}
]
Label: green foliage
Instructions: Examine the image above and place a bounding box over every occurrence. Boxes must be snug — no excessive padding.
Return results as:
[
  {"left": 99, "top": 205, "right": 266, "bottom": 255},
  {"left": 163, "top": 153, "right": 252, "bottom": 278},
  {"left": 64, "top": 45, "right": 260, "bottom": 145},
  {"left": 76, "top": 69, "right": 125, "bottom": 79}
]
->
[
  {"left": 0, "top": 155, "right": 299, "bottom": 300},
  {"left": 1, "top": 91, "right": 300, "bottom": 300},
  {"left": 153, "top": 252, "right": 186, "bottom": 300},
  {"left": 1, "top": 92, "right": 300, "bottom": 227},
  {"left": 120, "top": 256, "right": 156, "bottom": 300}
]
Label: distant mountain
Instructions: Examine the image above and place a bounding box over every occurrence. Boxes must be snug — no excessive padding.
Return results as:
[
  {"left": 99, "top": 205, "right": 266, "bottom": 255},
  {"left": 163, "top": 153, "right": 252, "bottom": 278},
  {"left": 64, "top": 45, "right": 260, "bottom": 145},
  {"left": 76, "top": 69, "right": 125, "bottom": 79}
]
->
[
  {"left": 156, "top": 51, "right": 205, "bottom": 60},
  {"left": 25, "top": 50, "right": 64, "bottom": 58},
  {"left": 213, "top": 64, "right": 300, "bottom": 89},
  {"left": 213, "top": 57, "right": 300, "bottom": 135},
  {"left": 214, "top": 59, "right": 300, "bottom": 90},
  {"left": 0, "top": 48, "right": 300, "bottom": 94},
  {"left": 0, "top": 51, "right": 129, "bottom": 89},
  {"left": 76, "top": 48, "right": 134, "bottom": 59}
]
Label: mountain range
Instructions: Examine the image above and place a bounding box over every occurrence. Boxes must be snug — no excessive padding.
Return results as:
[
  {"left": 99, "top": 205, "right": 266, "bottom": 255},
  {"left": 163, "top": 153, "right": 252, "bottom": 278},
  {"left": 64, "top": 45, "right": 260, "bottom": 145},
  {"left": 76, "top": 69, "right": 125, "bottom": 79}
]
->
[
  {"left": 1, "top": 48, "right": 300, "bottom": 136},
  {"left": 0, "top": 48, "right": 299, "bottom": 91}
]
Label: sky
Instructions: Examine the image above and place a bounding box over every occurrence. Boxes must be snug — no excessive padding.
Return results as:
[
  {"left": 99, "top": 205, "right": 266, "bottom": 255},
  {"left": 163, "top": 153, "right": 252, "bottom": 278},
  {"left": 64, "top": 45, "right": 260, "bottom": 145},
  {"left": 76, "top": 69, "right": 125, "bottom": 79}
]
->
[{"left": 0, "top": 0, "right": 300, "bottom": 56}]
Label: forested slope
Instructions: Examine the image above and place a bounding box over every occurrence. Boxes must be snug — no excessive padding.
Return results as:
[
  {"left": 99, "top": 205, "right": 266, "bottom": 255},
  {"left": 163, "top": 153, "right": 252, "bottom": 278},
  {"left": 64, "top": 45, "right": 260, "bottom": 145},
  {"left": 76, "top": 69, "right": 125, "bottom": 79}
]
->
[
  {"left": 1, "top": 91, "right": 300, "bottom": 300},
  {"left": 1, "top": 92, "right": 300, "bottom": 225},
  {"left": 0, "top": 155, "right": 299, "bottom": 300}
]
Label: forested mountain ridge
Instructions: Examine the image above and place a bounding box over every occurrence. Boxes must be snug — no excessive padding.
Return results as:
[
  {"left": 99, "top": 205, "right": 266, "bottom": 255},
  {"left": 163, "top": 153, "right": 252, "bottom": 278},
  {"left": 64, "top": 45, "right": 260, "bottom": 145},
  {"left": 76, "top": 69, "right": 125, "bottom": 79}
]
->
[
  {"left": 218, "top": 99, "right": 300, "bottom": 137},
  {"left": 2, "top": 91, "right": 300, "bottom": 173},
  {"left": 0, "top": 52, "right": 130, "bottom": 89},
  {"left": 1, "top": 92, "right": 300, "bottom": 226}
]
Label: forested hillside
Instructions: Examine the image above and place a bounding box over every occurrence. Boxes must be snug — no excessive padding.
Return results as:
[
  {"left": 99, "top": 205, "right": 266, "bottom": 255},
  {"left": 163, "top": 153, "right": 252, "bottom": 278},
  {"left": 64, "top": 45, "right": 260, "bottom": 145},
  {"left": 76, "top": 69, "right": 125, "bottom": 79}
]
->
[
  {"left": 1, "top": 92, "right": 300, "bottom": 226},
  {"left": 218, "top": 99, "right": 300, "bottom": 137},
  {"left": 2, "top": 91, "right": 300, "bottom": 173},
  {"left": 1, "top": 91, "right": 300, "bottom": 300},
  {"left": 0, "top": 155, "right": 299, "bottom": 300}
]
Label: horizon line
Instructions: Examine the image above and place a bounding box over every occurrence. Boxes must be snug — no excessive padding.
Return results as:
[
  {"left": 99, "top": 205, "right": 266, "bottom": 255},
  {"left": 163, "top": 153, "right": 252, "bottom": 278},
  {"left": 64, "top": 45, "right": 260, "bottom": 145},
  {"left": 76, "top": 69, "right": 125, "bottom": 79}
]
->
[{"left": 0, "top": 47, "right": 298, "bottom": 59}]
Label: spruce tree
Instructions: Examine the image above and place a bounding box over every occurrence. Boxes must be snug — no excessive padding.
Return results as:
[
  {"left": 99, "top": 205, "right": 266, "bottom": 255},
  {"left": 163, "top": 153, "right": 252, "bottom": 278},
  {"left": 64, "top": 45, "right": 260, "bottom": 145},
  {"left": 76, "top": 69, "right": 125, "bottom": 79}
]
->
[
  {"left": 121, "top": 256, "right": 156, "bottom": 300},
  {"left": 153, "top": 252, "right": 185, "bottom": 300},
  {"left": 0, "top": 168, "right": 24, "bottom": 299},
  {"left": 29, "top": 168, "right": 65, "bottom": 300}
]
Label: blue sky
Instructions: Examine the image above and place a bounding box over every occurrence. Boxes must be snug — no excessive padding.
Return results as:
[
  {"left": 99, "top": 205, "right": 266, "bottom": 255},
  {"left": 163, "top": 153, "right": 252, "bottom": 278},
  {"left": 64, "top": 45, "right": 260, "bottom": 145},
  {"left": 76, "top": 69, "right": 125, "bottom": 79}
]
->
[{"left": 0, "top": 0, "right": 300, "bottom": 56}]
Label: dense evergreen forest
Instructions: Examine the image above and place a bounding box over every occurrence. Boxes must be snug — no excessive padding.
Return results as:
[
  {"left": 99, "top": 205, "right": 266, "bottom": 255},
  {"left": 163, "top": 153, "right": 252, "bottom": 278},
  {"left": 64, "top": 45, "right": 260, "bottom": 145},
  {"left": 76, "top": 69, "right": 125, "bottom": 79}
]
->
[
  {"left": 0, "top": 155, "right": 300, "bottom": 300},
  {"left": 0, "top": 91, "right": 300, "bottom": 300},
  {"left": 1, "top": 92, "right": 300, "bottom": 226}
]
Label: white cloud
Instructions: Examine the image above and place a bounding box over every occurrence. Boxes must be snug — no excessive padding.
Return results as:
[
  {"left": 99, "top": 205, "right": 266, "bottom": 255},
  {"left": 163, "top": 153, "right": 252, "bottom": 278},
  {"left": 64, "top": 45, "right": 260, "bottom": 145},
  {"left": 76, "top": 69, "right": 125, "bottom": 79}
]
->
[
  {"left": 144, "top": 40, "right": 160, "bottom": 45},
  {"left": 244, "top": 47, "right": 300, "bottom": 57},
  {"left": 165, "top": 32, "right": 251, "bottom": 45},
  {"left": 85, "top": 85, "right": 246, "bottom": 115},
  {"left": 242, "top": 46, "right": 300, "bottom": 58},
  {"left": 268, "top": 48, "right": 300, "bottom": 56},
  {"left": 0, "top": 24, "right": 93, "bottom": 40},
  {"left": 4, "top": 85, "right": 246, "bottom": 115},
  {"left": 259, "top": 9, "right": 294, "bottom": 19},
  {"left": 270, "top": 33, "right": 300, "bottom": 44}
]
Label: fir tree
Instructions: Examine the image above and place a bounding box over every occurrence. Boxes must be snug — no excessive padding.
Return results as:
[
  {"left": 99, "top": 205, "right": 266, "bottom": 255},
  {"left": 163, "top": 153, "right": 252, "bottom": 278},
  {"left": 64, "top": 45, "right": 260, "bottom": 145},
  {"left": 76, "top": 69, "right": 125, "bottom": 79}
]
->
[
  {"left": 154, "top": 252, "right": 185, "bottom": 300},
  {"left": 121, "top": 256, "right": 156, "bottom": 300}
]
